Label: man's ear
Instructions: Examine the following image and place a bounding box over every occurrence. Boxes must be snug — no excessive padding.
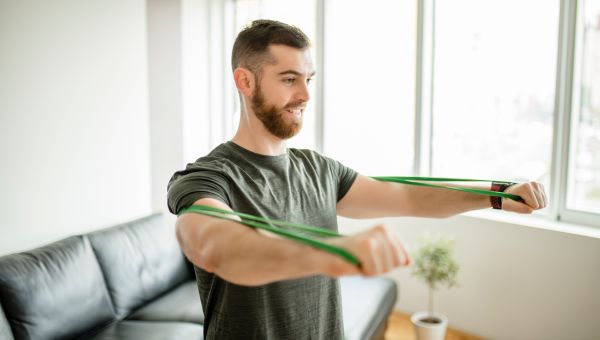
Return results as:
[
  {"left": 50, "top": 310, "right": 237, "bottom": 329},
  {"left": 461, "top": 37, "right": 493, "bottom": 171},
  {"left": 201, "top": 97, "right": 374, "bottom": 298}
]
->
[{"left": 233, "top": 67, "right": 255, "bottom": 97}]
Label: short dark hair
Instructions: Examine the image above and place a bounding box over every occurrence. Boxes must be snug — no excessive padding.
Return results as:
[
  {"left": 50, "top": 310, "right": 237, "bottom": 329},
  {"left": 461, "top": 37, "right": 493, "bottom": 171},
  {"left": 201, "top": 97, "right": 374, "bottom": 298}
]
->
[{"left": 231, "top": 19, "right": 310, "bottom": 77}]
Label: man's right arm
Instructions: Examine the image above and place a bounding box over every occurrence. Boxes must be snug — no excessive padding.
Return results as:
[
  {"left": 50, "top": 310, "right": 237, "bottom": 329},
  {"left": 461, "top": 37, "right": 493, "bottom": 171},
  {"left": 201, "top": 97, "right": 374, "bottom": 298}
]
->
[{"left": 175, "top": 198, "right": 410, "bottom": 286}]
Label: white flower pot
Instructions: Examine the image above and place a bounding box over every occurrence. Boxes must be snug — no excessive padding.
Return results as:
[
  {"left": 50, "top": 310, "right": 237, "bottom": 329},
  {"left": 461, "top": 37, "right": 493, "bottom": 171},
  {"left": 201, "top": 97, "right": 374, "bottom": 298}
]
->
[{"left": 411, "top": 311, "right": 448, "bottom": 340}]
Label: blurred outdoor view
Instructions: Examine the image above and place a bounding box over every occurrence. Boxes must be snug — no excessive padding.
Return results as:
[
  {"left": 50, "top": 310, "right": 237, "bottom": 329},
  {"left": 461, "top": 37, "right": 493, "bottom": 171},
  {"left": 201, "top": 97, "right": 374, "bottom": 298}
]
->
[
  {"left": 568, "top": 0, "right": 600, "bottom": 214},
  {"left": 431, "top": 0, "right": 558, "bottom": 215}
]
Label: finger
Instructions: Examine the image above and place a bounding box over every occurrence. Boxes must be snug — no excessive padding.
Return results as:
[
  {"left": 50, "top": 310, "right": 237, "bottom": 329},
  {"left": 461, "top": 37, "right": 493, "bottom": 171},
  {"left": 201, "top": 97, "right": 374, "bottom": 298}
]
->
[
  {"left": 374, "top": 230, "right": 395, "bottom": 272},
  {"left": 376, "top": 225, "right": 402, "bottom": 268},
  {"left": 504, "top": 197, "right": 533, "bottom": 214},
  {"left": 519, "top": 183, "right": 540, "bottom": 210},
  {"left": 523, "top": 183, "right": 542, "bottom": 210},
  {"left": 532, "top": 183, "right": 545, "bottom": 210},
  {"left": 526, "top": 184, "right": 541, "bottom": 209},
  {"left": 363, "top": 237, "right": 382, "bottom": 276},
  {"left": 396, "top": 236, "right": 412, "bottom": 266},
  {"left": 378, "top": 232, "right": 399, "bottom": 273},
  {"left": 389, "top": 234, "right": 404, "bottom": 267},
  {"left": 389, "top": 230, "right": 411, "bottom": 266},
  {"left": 371, "top": 236, "right": 386, "bottom": 275},
  {"left": 538, "top": 183, "right": 548, "bottom": 208}
]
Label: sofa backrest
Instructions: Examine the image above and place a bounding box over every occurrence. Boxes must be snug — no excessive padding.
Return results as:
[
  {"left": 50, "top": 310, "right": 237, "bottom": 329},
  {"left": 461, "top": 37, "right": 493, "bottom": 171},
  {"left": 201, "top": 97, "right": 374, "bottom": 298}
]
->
[
  {"left": 0, "top": 236, "right": 115, "bottom": 340},
  {"left": 0, "top": 304, "right": 14, "bottom": 340},
  {"left": 88, "top": 213, "right": 190, "bottom": 318}
]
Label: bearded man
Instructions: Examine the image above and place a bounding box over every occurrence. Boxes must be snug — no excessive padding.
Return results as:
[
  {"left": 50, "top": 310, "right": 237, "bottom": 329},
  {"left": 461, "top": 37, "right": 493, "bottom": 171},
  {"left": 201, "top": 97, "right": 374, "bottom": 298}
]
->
[{"left": 167, "top": 19, "right": 547, "bottom": 340}]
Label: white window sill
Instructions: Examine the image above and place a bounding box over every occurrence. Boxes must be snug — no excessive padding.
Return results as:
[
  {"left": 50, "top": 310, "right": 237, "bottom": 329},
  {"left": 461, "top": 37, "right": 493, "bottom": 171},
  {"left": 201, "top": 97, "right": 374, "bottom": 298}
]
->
[{"left": 462, "top": 209, "right": 600, "bottom": 239}]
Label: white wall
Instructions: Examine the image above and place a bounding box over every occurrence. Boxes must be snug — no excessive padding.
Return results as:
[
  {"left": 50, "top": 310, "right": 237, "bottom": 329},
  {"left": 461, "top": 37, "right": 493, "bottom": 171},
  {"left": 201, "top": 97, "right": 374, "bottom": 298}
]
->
[
  {"left": 340, "top": 214, "right": 600, "bottom": 340},
  {"left": 147, "top": 0, "right": 184, "bottom": 214},
  {"left": 181, "top": 0, "right": 211, "bottom": 163},
  {"left": 0, "top": 0, "right": 152, "bottom": 255},
  {"left": 147, "top": 0, "right": 213, "bottom": 224}
]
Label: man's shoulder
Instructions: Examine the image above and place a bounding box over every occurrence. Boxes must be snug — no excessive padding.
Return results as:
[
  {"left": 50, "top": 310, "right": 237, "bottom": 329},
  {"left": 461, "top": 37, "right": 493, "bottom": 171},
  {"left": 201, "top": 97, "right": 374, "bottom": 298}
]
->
[
  {"left": 288, "top": 147, "right": 338, "bottom": 166},
  {"left": 171, "top": 144, "right": 238, "bottom": 180},
  {"left": 190, "top": 143, "right": 237, "bottom": 167},
  {"left": 289, "top": 147, "right": 321, "bottom": 159}
]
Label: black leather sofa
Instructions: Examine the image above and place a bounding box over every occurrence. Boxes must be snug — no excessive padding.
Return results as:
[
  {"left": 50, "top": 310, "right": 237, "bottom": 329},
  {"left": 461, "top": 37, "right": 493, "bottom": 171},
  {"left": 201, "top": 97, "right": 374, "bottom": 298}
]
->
[{"left": 0, "top": 213, "right": 397, "bottom": 340}]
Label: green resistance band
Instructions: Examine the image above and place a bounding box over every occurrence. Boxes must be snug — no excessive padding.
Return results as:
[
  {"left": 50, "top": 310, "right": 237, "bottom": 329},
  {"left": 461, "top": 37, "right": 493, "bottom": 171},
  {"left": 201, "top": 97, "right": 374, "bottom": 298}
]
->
[
  {"left": 178, "top": 176, "right": 524, "bottom": 267},
  {"left": 179, "top": 204, "right": 360, "bottom": 265},
  {"left": 372, "top": 176, "right": 524, "bottom": 203}
]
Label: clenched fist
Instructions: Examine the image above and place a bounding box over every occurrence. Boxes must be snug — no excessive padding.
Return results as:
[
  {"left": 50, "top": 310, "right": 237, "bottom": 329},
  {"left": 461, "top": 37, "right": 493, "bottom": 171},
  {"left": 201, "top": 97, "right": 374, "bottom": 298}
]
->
[
  {"left": 503, "top": 181, "right": 548, "bottom": 213},
  {"left": 322, "top": 224, "right": 411, "bottom": 277}
]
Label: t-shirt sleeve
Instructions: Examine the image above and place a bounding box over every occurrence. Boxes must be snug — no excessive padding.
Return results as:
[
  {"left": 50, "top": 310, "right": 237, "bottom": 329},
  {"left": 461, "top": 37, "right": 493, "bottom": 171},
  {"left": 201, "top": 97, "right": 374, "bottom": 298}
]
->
[
  {"left": 167, "top": 165, "right": 231, "bottom": 215},
  {"left": 323, "top": 157, "right": 358, "bottom": 202}
]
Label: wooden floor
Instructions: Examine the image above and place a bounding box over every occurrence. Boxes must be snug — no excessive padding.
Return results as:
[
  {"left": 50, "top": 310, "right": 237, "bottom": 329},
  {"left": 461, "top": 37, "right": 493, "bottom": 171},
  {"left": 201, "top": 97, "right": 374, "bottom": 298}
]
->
[{"left": 384, "top": 312, "right": 482, "bottom": 340}]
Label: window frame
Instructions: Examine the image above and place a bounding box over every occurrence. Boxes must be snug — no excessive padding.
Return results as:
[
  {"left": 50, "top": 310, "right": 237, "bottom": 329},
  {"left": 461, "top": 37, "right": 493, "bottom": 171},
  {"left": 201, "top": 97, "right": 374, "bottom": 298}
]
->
[{"left": 554, "top": 0, "right": 600, "bottom": 227}]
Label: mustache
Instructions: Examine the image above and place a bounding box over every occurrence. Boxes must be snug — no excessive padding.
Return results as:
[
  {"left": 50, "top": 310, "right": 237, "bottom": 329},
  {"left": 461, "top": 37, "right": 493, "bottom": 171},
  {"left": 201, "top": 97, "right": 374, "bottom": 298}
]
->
[{"left": 284, "top": 101, "right": 306, "bottom": 110}]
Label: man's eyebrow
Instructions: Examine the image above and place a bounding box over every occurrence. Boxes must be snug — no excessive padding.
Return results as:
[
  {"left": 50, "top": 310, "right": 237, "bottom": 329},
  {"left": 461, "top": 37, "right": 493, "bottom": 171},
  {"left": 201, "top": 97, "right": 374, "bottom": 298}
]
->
[{"left": 278, "top": 70, "right": 316, "bottom": 77}]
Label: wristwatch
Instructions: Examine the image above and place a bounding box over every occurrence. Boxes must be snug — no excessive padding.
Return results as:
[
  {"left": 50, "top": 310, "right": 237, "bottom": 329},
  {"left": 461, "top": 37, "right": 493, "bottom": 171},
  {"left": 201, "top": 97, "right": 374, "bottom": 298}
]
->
[{"left": 490, "top": 182, "right": 514, "bottom": 210}]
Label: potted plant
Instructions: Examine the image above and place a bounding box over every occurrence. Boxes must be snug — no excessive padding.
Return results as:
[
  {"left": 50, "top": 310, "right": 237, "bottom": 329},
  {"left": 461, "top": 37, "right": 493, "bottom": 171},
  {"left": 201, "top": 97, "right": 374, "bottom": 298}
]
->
[{"left": 410, "top": 235, "right": 460, "bottom": 340}]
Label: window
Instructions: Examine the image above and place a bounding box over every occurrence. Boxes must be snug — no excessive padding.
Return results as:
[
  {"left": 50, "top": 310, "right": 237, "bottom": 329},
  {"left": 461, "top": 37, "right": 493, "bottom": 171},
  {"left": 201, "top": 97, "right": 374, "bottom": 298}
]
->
[
  {"left": 431, "top": 0, "right": 559, "bottom": 202},
  {"left": 567, "top": 0, "right": 600, "bottom": 214},
  {"left": 323, "top": 0, "right": 417, "bottom": 176}
]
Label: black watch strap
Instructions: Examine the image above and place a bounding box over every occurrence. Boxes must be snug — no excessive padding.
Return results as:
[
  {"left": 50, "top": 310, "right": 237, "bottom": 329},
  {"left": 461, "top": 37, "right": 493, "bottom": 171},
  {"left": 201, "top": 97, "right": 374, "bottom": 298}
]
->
[{"left": 491, "top": 182, "right": 514, "bottom": 209}]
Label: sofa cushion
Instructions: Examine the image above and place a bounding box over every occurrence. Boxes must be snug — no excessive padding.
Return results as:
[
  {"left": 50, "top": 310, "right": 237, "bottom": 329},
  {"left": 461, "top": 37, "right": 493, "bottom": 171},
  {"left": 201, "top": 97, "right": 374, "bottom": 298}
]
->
[
  {"left": 340, "top": 276, "right": 397, "bottom": 340},
  {"left": 0, "top": 305, "right": 14, "bottom": 340},
  {"left": 88, "top": 213, "right": 190, "bottom": 318},
  {"left": 128, "top": 280, "right": 204, "bottom": 324},
  {"left": 86, "top": 320, "right": 203, "bottom": 340},
  {"left": 0, "top": 236, "right": 115, "bottom": 340}
]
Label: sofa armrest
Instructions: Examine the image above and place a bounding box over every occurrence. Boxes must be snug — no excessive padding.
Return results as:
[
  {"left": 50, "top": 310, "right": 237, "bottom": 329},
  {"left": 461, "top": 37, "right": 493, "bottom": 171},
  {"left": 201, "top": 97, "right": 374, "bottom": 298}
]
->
[
  {"left": 0, "top": 304, "right": 14, "bottom": 340},
  {"left": 341, "top": 276, "right": 397, "bottom": 340}
]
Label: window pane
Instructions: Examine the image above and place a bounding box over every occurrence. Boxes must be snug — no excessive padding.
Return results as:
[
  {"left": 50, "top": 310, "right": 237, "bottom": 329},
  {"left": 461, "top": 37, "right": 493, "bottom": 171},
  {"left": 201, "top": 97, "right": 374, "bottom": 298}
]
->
[
  {"left": 323, "top": 0, "right": 416, "bottom": 175},
  {"left": 567, "top": 0, "right": 600, "bottom": 214},
  {"left": 432, "top": 1, "right": 559, "bottom": 200},
  {"left": 229, "top": 0, "right": 318, "bottom": 150}
]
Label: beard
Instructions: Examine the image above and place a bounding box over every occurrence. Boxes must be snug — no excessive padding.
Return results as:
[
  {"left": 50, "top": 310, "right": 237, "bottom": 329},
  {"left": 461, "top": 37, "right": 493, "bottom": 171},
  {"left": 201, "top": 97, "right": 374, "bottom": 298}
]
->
[{"left": 251, "top": 84, "right": 304, "bottom": 140}]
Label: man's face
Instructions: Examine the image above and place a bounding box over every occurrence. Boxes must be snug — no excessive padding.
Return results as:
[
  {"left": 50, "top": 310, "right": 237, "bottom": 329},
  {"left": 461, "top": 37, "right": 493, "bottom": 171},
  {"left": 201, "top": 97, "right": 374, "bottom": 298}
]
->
[{"left": 250, "top": 45, "right": 315, "bottom": 140}]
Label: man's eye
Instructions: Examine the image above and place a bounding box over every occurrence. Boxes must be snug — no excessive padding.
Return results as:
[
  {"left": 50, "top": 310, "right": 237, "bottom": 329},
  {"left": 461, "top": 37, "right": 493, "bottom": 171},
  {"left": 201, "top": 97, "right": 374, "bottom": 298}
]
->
[
  {"left": 306, "top": 78, "right": 313, "bottom": 85},
  {"left": 283, "top": 78, "right": 295, "bottom": 84}
]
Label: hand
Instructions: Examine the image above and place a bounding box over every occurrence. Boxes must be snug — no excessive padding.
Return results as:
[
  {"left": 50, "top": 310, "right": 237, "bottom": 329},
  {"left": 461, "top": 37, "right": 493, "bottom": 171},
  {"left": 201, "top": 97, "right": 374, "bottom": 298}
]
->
[
  {"left": 503, "top": 181, "right": 548, "bottom": 214},
  {"left": 323, "top": 225, "right": 411, "bottom": 277}
]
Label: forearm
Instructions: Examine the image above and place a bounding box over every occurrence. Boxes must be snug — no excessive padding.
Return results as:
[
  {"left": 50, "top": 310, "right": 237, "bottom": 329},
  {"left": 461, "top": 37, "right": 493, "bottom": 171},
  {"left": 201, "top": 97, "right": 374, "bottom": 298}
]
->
[
  {"left": 338, "top": 176, "right": 492, "bottom": 219},
  {"left": 176, "top": 214, "right": 334, "bottom": 286},
  {"left": 402, "top": 183, "right": 492, "bottom": 218}
]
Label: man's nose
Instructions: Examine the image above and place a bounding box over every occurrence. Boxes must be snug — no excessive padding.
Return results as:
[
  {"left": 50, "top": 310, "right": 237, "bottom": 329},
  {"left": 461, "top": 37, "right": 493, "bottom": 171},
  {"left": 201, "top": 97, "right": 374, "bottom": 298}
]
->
[{"left": 296, "top": 82, "right": 310, "bottom": 103}]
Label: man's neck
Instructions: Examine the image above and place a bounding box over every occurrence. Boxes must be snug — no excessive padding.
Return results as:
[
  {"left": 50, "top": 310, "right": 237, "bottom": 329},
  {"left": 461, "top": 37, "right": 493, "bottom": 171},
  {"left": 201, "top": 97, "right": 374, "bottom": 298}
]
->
[{"left": 231, "top": 114, "right": 287, "bottom": 156}]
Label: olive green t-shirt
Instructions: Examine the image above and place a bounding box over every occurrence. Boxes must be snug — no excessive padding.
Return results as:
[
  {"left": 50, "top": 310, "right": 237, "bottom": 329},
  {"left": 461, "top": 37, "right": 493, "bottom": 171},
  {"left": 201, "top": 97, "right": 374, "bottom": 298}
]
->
[{"left": 167, "top": 141, "right": 358, "bottom": 340}]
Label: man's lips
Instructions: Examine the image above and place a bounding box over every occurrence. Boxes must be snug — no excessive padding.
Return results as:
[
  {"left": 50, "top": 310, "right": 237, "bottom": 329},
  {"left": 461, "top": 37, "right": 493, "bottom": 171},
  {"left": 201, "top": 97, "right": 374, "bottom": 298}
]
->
[{"left": 285, "top": 107, "right": 305, "bottom": 117}]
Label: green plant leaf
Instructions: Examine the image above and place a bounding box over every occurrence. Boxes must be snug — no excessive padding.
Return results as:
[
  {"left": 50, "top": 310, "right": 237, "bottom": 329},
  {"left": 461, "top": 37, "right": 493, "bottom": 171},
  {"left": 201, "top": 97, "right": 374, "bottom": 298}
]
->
[{"left": 411, "top": 234, "right": 460, "bottom": 291}]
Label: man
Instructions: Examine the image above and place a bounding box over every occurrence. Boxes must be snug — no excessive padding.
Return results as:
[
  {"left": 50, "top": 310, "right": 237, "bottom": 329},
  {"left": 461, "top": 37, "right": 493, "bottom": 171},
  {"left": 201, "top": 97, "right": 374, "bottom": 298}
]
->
[{"left": 167, "top": 20, "right": 547, "bottom": 340}]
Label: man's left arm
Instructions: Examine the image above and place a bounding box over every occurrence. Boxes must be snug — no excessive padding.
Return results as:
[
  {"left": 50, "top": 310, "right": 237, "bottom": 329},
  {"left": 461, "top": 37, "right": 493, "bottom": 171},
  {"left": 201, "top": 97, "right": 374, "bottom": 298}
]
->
[{"left": 336, "top": 175, "right": 547, "bottom": 219}]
